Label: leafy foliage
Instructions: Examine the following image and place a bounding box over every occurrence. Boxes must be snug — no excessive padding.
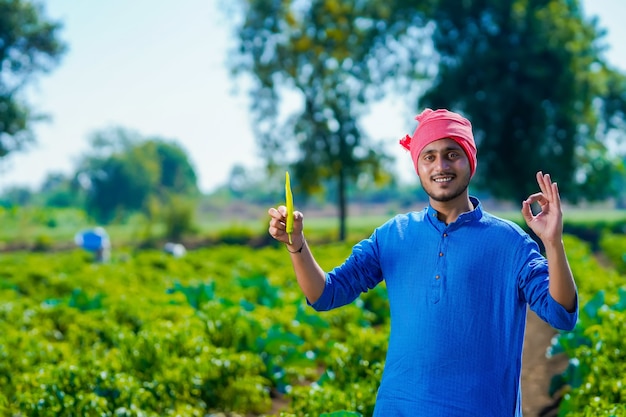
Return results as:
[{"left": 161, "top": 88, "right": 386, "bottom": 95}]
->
[
  {"left": 547, "top": 235, "right": 626, "bottom": 416},
  {"left": 230, "top": 0, "right": 433, "bottom": 239},
  {"left": 422, "top": 0, "right": 626, "bottom": 202},
  {"left": 230, "top": 0, "right": 626, "bottom": 227},
  {"left": 1, "top": 235, "right": 624, "bottom": 415},
  {"left": 0, "top": 243, "right": 388, "bottom": 415},
  {"left": 0, "top": 0, "right": 66, "bottom": 158},
  {"left": 75, "top": 127, "right": 199, "bottom": 224},
  {"left": 599, "top": 232, "right": 626, "bottom": 275}
]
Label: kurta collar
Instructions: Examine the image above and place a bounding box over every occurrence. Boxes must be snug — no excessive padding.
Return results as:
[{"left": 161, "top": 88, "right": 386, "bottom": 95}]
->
[{"left": 426, "top": 196, "right": 483, "bottom": 230}]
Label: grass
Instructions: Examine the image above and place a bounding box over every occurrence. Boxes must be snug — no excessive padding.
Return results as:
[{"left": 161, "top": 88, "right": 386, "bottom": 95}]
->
[{"left": 1, "top": 205, "right": 625, "bottom": 251}]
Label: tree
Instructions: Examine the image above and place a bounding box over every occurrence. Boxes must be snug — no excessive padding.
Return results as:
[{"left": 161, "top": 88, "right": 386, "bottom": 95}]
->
[
  {"left": 421, "top": 0, "right": 626, "bottom": 203},
  {"left": 0, "top": 184, "right": 32, "bottom": 206},
  {"left": 39, "top": 171, "right": 82, "bottom": 207},
  {"left": 0, "top": 0, "right": 66, "bottom": 158},
  {"left": 75, "top": 127, "right": 199, "bottom": 224},
  {"left": 152, "top": 139, "right": 199, "bottom": 197},
  {"left": 230, "top": 0, "right": 434, "bottom": 240}
]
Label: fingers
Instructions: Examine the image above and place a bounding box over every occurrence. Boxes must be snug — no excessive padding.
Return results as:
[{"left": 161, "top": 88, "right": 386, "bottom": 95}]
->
[
  {"left": 524, "top": 192, "right": 543, "bottom": 204},
  {"left": 528, "top": 172, "right": 556, "bottom": 204},
  {"left": 536, "top": 171, "right": 560, "bottom": 203},
  {"left": 544, "top": 174, "right": 554, "bottom": 201},
  {"left": 524, "top": 172, "right": 563, "bottom": 220},
  {"left": 551, "top": 181, "right": 562, "bottom": 211},
  {"left": 521, "top": 200, "right": 534, "bottom": 224},
  {"left": 268, "top": 205, "right": 302, "bottom": 222},
  {"left": 523, "top": 172, "right": 565, "bottom": 239},
  {"left": 523, "top": 172, "right": 553, "bottom": 214},
  {"left": 536, "top": 171, "right": 547, "bottom": 194},
  {"left": 268, "top": 205, "right": 287, "bottom": 219},
  {"left": 268, "top": 206, "right": 286, "bottom": 239},
  {"left": 268, "top": 206, "right": 304, "bottom": 243},
  {"left": 523, "top": 192, "right": 548, "bottom": 214}
]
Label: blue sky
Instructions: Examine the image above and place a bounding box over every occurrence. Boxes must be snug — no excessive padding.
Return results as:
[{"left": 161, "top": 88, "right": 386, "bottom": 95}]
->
[{"left": 1, "top": 0, "right": 625, "bottom": 194}]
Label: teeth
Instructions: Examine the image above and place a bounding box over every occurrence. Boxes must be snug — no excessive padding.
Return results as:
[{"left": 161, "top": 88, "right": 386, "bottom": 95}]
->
[{"left": 434, "top": 177, "right": 452, "bottom": 183}]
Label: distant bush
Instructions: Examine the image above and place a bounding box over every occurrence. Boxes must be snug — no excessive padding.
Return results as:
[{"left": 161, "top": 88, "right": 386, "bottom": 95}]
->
[
  {"left": 216, "top": 225, "right": 256, "bottom": 245},
  {"left": 31, "top": 234, "right": 54, "bottom": 252},
  {"left": 163, "top": 196, "right": 197, "bottom": 241},
  {"left": 599, "top": 232, "right": 626, "bottom": 274},
  {"left": 562, "top": 219, "right": 626, "bottom": 251}
]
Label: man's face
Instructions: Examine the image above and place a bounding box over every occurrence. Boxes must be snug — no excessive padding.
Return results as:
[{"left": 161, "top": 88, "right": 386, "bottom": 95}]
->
[{"left": 417, "top": 138, "right": 471, "bottom": 203}]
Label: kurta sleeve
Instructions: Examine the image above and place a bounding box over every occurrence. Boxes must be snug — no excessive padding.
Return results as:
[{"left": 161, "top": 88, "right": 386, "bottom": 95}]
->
[
  {"left": 517, "top": 238, "right": 578, "bottom": 331},
  {"left": 309, "top": 231, "right": 385, "bottom": 311}
]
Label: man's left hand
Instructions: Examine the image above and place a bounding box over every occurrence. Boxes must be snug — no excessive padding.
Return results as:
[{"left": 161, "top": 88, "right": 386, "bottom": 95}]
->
[{"left": 522, "top": 171, "right": 563, "bottom": 245}]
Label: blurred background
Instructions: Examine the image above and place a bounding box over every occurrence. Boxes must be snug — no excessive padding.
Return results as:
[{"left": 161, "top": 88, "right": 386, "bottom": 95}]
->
[
  {"left": 1, "top": 0, "right": 625, "bottom": 247},
  {"left": 1, "top": 2, "right": 626, "bottom": 415}
]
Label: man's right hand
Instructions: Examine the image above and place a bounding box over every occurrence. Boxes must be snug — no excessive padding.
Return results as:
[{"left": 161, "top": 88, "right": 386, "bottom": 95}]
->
[
  {"left": 268, "top": 205, "right": 305, "bottom": 250},
  {"left": 268, "top": 205, "right": 325, "bottom": 303}
]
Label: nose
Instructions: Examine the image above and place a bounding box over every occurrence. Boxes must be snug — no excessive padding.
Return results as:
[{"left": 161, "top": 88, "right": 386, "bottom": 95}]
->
[{"left": 435, "top": 155, "right": 450, "bottom": 172}]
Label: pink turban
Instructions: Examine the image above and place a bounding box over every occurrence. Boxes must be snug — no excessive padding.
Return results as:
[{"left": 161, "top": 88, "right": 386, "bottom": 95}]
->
[{"left": 399, "top": 108, "right": 477, "bottom": 177}]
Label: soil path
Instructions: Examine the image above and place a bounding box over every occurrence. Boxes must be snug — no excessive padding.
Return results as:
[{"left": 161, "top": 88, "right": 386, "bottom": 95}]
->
[{"left": 521, "top": 308, "right": 569, "bottom": 416}]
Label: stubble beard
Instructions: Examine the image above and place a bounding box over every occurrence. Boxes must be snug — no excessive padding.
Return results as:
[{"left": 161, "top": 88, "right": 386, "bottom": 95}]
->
[{"left": 422, "top": 175, "right": 471, "bottom": 203}]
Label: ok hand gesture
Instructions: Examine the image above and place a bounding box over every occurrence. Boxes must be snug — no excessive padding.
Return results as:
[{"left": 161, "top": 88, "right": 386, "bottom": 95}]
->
[{"left": 521, "top": 172, "right": 564, "bottom": 245}]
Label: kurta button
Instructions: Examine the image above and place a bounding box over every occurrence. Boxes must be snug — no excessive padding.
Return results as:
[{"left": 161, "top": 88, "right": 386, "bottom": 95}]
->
[
  {"left": 435, "top": 275, "right": 440, "bottom": 280},
  {"left": 439, "top": 252, "right": 443, "bottom": 257},
  {"left": 443, "top": 233, "right": 448, "bottom": 237}
]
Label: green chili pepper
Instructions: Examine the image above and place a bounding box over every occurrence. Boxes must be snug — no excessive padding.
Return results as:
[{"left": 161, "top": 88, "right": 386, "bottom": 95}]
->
[{"left": 285, "top": 171, "right": 294, "bottom": 244}]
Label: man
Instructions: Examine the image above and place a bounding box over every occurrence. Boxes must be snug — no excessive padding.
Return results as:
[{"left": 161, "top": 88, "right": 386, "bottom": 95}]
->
[{"left": 267, "top": 108, "right": 578, "bottom": 416}]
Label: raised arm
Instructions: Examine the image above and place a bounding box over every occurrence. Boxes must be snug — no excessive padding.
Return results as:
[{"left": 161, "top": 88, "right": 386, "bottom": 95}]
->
[
  {"left": 521, "top": 171, "right": 577, "bottom": 312},
  {"left": 268, "top": 206, "right": 326, "bottom": 303}
]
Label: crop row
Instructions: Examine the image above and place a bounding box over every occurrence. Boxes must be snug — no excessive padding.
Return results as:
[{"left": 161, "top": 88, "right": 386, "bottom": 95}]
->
[
  {"left": 0, "top": 233, "right": 624, "bottom": 416},
  {"left": 0, "top": 243, "right": 389, "bottom": 416},
  {"left": 547, "top": 235, "right": 626, "bottom": 416}
]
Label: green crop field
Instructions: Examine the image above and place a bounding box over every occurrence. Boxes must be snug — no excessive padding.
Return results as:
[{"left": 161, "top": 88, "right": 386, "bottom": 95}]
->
[
  {"left": 1, "top": 205, "right": 626, "bottom": 415},
  {"left": 1, "top": 230, "right": 626, "bottom": 416}
]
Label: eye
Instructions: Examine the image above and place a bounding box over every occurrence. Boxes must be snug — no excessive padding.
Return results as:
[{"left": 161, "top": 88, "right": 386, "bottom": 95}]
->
[{"left": 448, "top": 151, "right": 460, "bottom": 159}]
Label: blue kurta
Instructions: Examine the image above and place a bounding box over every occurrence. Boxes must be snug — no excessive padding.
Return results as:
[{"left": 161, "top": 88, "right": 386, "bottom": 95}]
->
[{"left": 309, "top": 198, "right": 578, "bottom": 416}]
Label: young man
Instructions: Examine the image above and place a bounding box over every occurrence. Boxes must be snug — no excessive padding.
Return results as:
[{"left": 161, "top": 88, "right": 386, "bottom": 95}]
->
[{"left": 267, "top": 108, "right": 578, "bottom": 416}]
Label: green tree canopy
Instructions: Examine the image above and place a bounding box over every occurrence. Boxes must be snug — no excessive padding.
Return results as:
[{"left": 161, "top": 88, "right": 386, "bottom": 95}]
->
[
  {"left": 421, "top": 0, "right": 626, "bottom": 202},
  {"left": 0, "top": 0, "right": 66, "bottom": 158},
  {"left": 38, "top": 171, "right": 82, "bottom": 208},
  {"left": 231, "top": 0, "right": 433, "bottom": 240},
  {"left": 231, "top": 0, "right": 626, "bottom": 220},
  {"left": 75, "top": 127, "right": 199, "bottom": 223}
]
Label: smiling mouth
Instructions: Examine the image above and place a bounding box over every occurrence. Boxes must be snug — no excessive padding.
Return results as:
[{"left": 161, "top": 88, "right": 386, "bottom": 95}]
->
[{"left": 432, "top": 175, "right": 454, "bottom": 183}]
